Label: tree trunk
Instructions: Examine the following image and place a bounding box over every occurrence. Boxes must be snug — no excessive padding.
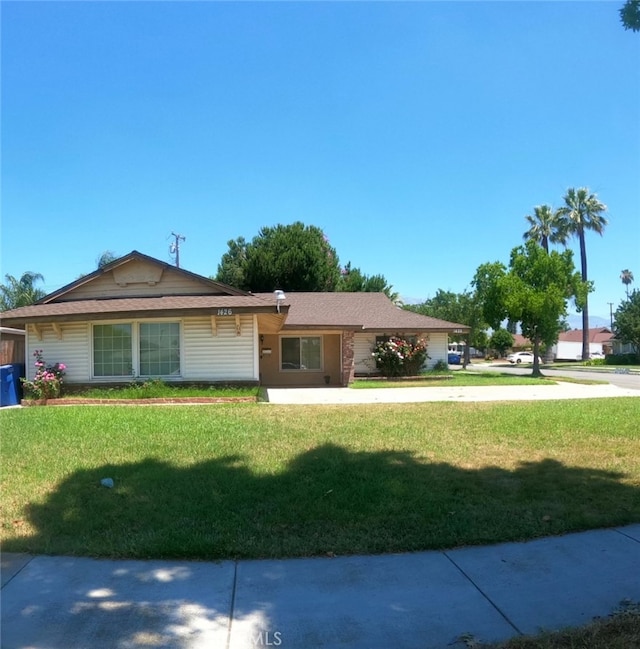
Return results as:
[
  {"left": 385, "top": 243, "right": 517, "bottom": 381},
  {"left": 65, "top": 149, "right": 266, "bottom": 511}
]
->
[
  {"left": 463, "top": 334, "right": 470, "bottom": 369},
  {"left": 579, "top": 229, "right": 589, "bottom": 360},
  {"left": 532, "top": 337, "right": 543, "bottom": 377}
]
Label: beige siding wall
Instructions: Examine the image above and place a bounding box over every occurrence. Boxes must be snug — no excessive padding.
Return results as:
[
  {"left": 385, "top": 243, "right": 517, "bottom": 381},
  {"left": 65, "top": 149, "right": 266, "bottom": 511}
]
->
[
  {"left": 354, "top": 331, "right": 448, "bottom": 374},
  {"left": 66, "top": 264, "right": 218, "bottom": 301},
  {"left": 26, "top": 323, "right": 90, "bottom": 382},
  {"left": 182, "top": 315, "right": 257, "bottom": 381},
  {"left": 26, "top": 317, "right": 258, "bottom": 384},
  {"left": 259, "top": 333, "right": 341, "bottom": 386},
  {"left": 354, "top": 332, "right": 377, "bottom": 375},
  {"left": 428, "top": 333, "right": 448, "bottom": 368}
]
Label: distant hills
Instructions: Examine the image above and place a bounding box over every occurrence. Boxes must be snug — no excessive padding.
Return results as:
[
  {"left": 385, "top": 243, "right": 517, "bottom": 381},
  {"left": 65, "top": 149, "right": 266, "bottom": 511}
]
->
[{"left": 565, "top": 314, "right": 611, "bottom": 330}]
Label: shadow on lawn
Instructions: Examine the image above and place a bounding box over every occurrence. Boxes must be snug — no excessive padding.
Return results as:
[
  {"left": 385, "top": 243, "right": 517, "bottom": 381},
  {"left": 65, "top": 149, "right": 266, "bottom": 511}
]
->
[
  {"left": 7, "top": 444, "right": 639, "bottom": 560},
  {"left": 3, "top": 446, "right": 639, "bottom": 648}
]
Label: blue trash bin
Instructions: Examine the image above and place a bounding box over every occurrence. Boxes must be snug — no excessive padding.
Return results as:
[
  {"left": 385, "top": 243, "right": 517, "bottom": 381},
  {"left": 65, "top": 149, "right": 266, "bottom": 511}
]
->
[{"left": 0, "top": 364, "right": 24, "bottom": 407}]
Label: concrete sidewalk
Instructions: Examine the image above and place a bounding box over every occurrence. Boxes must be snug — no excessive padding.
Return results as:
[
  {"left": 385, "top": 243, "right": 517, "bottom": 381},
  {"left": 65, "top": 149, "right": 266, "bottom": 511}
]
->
[
  {"left": 2, "top": 525, "right": 640, "bottom": 649},
  {"left": 266, "top": 381, "right": 640, "bottom": 404}
]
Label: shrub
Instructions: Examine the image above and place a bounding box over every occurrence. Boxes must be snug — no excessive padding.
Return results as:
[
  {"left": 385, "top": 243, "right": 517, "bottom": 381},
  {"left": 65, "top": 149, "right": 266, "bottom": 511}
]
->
[
  {"left": 605, "top": 353, "right": 638, "bottom": 366},
  {"left": 371, "top": 337, "right": 429, "bottom": 377},
  {"left": 21, "top": 350, "right": 66, "bottom": 400},
  {"left": 584, "top": 358, "right": 606, "bottom": 367}
]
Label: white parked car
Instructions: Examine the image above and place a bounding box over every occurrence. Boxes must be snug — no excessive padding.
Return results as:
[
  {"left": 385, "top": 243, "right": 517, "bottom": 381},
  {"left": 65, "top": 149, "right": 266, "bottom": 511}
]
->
[
  {"left": 507, "top": 351, "right": 542, "bottom": 364},
  {"left": 589, "top": 351, "right": 605, "bottom": 359}
]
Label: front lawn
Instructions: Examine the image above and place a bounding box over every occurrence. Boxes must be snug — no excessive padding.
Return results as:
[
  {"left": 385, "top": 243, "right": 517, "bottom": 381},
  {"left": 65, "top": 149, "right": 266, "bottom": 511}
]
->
[{"left": 1, "top": 399, "right": 639, "bottom": 560}]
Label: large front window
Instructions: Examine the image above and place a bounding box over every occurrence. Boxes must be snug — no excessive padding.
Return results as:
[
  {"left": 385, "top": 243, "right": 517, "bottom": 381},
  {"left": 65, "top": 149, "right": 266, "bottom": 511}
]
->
[
  {"left": 281, "top": 336, "right": 322, "bottom": 371},
  {"left": 93, "top": 324, "right": 133, "bottom": 377},
  {"left": 93, "top": 322, "right": 180, "bottom": 378},
  {"left": 139, "top": 323, "right": 180, "bottom": 376}
]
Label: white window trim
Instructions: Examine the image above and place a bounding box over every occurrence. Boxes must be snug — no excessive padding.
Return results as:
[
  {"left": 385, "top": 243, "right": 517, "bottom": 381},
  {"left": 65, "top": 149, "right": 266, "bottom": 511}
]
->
[
  {"left": 280, "top": 335, "right": 323, "bottom": 372},
  {"left": 91, "top": 319, "right": 183, "bottom": 381}
]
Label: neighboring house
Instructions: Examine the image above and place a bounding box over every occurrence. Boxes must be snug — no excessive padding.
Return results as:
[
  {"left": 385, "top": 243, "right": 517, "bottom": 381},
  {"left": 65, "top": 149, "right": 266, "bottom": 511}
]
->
[
  {"left": 552, "top": 328, "right": 614, "bottom": 361},
  {"left": 0, "top": 251, "right": 470, "bottom": 388},
  {"left": 0, "top": 326, "right": 26, "bottom": 365},
  {"left": 610, "top": 338, "right": 636, "bottom": 356},
  {"left": 510, "top": 334, "right": 531, "bottom": 352}
]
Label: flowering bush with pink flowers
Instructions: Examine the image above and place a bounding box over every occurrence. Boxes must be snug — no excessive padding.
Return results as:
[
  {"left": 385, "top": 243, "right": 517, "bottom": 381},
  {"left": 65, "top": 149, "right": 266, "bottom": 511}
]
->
[
  {"left": 21, "top": 350, "right": 67, "bottom": 400},
  {"left": 371, "top": 337, "right": 429, "bottom": 377}
]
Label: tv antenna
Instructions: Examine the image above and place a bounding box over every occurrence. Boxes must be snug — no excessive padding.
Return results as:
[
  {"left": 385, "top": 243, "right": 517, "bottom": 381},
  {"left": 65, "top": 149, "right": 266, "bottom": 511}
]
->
[{"left": 169, "top": 232, "right": 186, "bottom": 268}]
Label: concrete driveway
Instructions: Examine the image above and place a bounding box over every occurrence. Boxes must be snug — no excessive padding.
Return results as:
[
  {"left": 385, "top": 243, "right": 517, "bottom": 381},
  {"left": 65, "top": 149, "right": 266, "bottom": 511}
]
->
[{"left": 265, "top": 381, "right": 640, "bottom": 404}]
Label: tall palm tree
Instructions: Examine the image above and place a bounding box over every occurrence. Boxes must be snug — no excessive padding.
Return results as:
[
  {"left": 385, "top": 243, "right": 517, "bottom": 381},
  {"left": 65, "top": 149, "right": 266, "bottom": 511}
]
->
[
  {"left": 523, "top": 205, "right": 566, "bottom": 252},
  {"left": 621, "top": 269, "right": 634, "bottom": 299},
  {"left": 0, "top": 271, "right": 46, "bottom": 311},
  {"left": 557, "top": 187, "right": 608, "bottom": 360}
]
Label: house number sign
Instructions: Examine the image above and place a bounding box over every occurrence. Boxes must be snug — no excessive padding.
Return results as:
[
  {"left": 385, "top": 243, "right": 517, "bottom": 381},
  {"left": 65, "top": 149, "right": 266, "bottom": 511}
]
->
[{"left": 217, "top": 308, "right": 233, "bottom": 316}]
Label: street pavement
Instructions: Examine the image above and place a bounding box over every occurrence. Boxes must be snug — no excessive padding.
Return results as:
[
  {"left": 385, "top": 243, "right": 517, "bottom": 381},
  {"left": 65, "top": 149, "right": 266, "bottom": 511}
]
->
[{"left": 2, "top": 525, "right": 640, "bottom": 649}]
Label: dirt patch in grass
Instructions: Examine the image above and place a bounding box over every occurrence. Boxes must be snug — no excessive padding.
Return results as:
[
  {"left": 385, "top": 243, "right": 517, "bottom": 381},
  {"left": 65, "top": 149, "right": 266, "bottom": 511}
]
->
[{"left": 479, "top": 602, "right": 640, "bottom": 649}]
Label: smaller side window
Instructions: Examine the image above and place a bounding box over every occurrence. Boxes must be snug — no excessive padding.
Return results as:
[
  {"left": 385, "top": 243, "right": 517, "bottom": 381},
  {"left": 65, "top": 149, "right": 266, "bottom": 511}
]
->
[{"left": 281, "top": 336, "right": 322, "bottom": 370}]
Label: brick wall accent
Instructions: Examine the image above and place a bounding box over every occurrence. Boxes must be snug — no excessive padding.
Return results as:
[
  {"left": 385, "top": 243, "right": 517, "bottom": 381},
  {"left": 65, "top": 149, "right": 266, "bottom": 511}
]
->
[{"left": 341, "top": 330, "right": 356, "bottom": 385}]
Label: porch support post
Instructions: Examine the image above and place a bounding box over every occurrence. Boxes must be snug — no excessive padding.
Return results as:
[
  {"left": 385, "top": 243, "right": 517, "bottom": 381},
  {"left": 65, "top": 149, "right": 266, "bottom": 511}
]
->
[{"left": 341, "top": 330, "right": 355, "bottom": 386}]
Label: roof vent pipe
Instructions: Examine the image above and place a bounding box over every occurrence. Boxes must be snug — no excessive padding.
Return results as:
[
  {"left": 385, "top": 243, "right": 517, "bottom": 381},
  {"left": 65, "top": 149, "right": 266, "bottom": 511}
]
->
[{"left": 274, "top": 290, "right": 286, "bottom": 313}]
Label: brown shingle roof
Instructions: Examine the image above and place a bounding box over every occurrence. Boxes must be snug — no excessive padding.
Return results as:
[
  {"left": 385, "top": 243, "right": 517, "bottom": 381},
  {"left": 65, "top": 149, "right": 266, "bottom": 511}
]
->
[
  {"left": 258, "top": 292, "right": 470, "bottom": 332},
  {"left": 1, "top": 287, "right": 470, "bottom": 334},
  {"left": 0, "top": 295, "right": 279, "bottom": 325},
  {"left": 558, "top": 328, "right": 613, "bottom": 343}
]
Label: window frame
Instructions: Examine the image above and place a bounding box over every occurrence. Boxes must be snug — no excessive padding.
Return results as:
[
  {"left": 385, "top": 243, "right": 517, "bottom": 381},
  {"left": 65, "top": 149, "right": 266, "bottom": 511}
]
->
[
  {"left": 280, "top": 335, "right": 323, "bottom": 372},
  {"left": 91, "top": 319, "right": 183, "bottom": 380}
]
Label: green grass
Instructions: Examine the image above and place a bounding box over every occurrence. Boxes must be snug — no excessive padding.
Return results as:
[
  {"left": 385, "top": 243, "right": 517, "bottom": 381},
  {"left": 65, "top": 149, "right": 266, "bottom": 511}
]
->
[
  {"left": 351, "top": 371, "right": 558, "bottom": 388},
  {"left": 1, "top": 399, "right": 639, "bottom": 560}
]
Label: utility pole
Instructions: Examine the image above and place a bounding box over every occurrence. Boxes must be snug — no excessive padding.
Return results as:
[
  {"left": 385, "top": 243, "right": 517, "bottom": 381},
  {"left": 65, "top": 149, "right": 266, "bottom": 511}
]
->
[
  {"left": 169, "top": 232, "right": 186, "bottom": 268},
  {"left": 608, "top": 302, "right": 614, "bottom": 330}
]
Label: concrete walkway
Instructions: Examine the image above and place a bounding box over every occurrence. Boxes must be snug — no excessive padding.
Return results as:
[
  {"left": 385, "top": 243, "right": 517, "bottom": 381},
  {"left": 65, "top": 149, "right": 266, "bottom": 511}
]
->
[
  {"left": 266, "top": 381, "right": 640, "bottom": 404},
  {"left": 2, "top": 525, "right": 640, "bottom": 649}
]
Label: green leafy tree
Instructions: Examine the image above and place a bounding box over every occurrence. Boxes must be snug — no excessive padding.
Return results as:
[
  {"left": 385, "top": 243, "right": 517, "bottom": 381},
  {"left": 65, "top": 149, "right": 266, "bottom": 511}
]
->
[
  {"left": 337, "top": 262, "right": 399, "bottom": 302},
  {"left": 523, "top": 205, "right": 565, "bottom": 253},
  {"left": 473, "top": 241, "right": 587, "bottom": 377},
  {"left": 406, "top": 289, "right": 486, "bottom": 362},
  {"left": 472, "top": 261, "right": 509, "bottom": 331},
  {"left": 489, "top": 328, "right": 514, "bottom": 358},
  {"left": 620, "top": 0, "right": 640, "bottom": 31},
  {"left": 621, "top": 269, "right": 634, "bottom": 299},
  {"left": 556, "top": 187, "right": 608, "bottom": 360},
  {"left": 613, "top": 290, "right": 640, "bottom": 359},
  {"left": 0, "top": 272, "right": 46, "bottom": 311},
  {"left": 96, "top": 251, "right": 118, "bottom": 268},
  {"left": 244, "top": 222, "right": 341, "bottom": 292},
  {"left": 215, "top": 237, "right": 248, "bottom": 288},
  {"left": 216, "top": 223, "right": 398, "bottom": 295}
]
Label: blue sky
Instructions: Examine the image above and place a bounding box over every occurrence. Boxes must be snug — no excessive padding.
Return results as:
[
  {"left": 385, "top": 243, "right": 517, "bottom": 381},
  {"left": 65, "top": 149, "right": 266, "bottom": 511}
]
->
[{"left": 2, "top": 1, "right": 638, "bottom": 323}]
